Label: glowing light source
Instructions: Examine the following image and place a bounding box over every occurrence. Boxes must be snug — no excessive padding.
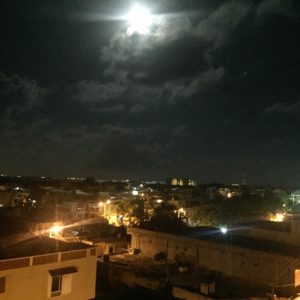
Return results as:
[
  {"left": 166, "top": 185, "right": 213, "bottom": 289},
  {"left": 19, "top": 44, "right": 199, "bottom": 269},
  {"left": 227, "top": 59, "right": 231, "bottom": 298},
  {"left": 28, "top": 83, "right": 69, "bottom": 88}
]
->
[
  {"left": 270, "top": 212, "right": 285, "bottom": 222},
  {"left": 132, "top": 190, "right": 138, "bottom": 196},
  {"left": 50, "top": 224, "right": 63, "bottom": 237},
  {"left": 220, "top": 226, "right": 228, "bottom": 234},
  {"left": 177, "top": 208, "right": 186, "bottom": 218},
  {"left": 126, "top": 4, "right": 153, "bottom": 35}
]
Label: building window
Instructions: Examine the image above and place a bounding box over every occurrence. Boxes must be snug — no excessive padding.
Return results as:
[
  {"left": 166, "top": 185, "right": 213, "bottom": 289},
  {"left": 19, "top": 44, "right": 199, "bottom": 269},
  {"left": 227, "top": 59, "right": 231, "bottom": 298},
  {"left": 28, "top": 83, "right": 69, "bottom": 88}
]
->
[
  {"left": 0, "top": 277, "right": 6, "bottom": 294},
  {"left": 51, "top": 276, "right": 62, "bottom": 297},
  {"left": 49, "top": 266, "right": 77, "bottom": 297}
]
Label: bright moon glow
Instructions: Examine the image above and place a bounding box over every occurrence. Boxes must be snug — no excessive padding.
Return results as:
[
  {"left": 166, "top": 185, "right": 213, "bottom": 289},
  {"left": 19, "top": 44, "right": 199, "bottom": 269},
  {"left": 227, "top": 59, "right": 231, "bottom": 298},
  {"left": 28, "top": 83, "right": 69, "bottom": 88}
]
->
[{"left": 126, "top": 4, "right": 152, "bottom": 35}]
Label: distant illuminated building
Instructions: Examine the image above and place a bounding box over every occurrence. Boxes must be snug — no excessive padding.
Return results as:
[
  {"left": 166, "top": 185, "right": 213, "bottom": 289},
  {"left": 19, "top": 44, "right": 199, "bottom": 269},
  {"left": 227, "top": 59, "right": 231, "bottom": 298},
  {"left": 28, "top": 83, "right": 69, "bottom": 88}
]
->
[
  {"left": 167, "top": 178, "right": 196, "bottom": 187},
  {"left": 218, "top": 186, "right": 242, "bottom": 198}
]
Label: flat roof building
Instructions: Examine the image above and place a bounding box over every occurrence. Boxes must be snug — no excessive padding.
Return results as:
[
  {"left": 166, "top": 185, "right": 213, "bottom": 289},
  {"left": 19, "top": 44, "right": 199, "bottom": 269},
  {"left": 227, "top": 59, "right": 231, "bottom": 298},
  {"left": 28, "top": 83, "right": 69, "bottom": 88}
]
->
[
  {"left": 128, "top": 226, "right": 300, "bottom": 297},
  {"left": 0, "top": 235, "right": 97, "bottom": 300}
]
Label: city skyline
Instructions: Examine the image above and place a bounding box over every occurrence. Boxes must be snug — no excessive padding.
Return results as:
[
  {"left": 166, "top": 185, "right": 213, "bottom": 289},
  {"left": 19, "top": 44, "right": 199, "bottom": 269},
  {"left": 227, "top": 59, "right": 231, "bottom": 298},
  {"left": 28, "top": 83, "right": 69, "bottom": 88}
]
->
[{"left": 1, "top": 0, "right": 299, "bottom": 186}]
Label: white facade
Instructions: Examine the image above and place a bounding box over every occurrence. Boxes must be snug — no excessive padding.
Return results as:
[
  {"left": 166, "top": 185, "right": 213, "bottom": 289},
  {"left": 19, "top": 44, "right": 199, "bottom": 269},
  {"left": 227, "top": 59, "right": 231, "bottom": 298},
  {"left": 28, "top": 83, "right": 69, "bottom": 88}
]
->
[{"left": 0, "top": 242, "right": 97, "bottom": 300}]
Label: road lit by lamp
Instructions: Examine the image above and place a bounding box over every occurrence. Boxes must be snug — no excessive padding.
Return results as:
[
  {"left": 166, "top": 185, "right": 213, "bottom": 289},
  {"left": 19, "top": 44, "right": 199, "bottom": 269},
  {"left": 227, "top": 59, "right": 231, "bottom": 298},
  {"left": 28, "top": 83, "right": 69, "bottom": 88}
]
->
[{"left": 126, "top": 4, "right": 153, "bottom": 35}]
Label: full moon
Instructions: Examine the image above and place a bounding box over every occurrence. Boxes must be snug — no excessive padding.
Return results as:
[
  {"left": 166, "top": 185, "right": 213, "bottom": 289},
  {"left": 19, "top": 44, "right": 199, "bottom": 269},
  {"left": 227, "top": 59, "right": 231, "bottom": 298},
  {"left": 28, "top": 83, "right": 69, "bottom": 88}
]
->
[{"left": 126, "top": 4, "right": 153, "bottom": 35}]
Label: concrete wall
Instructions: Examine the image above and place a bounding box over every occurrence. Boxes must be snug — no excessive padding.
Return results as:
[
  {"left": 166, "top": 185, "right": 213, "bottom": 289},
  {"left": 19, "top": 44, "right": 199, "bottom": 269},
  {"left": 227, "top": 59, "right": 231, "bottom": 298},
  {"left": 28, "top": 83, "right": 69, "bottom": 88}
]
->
[
  {"left": 101, "top": 262, "right": 163, "bottom": 290},
  {"left": 173, "top": 287, "right": 214, "bottom": 300},
  {"left": 94, "top": 241, "right": 129, "bottom": 257},
  {"left": 0, "top": 248, "right": 97, "bottom": 300},
  {"left": 128, "top": 228, "right": 297, "bottom": 290}
]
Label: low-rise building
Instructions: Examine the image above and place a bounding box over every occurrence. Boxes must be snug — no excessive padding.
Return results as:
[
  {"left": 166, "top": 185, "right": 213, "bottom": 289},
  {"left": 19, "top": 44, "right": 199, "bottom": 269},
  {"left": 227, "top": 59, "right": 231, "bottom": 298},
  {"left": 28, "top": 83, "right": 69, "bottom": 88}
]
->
[
  {"left": 127, "top": 227, "right": 300, "bottom": 296},
  {"left": 0, "top": 236, "right": 97, "bottom": 300}
]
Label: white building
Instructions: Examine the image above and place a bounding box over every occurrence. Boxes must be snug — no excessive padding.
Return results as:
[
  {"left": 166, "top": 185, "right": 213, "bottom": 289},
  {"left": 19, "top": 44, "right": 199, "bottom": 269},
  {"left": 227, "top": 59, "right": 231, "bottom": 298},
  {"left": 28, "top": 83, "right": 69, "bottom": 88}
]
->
[{"left": 0, "top": 236, "right": 97, "bottom": 300}]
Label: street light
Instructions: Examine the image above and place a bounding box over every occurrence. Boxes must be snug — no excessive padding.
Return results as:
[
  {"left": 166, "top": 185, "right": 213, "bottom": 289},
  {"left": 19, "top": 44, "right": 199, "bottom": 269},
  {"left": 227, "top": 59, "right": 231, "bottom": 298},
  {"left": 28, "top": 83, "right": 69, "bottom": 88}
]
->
[
  {"left": 49, "top": 224, "right": 63, "bottom": 238},
  {"left": 220, "top": 226, "right": 228, "bottom": 234}
]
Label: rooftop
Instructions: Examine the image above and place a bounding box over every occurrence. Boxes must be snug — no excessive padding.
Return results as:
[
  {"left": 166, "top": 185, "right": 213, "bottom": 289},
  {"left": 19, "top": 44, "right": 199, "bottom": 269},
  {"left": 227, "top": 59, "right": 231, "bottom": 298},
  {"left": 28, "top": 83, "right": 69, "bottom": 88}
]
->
[
  {"left": 0, "top": 235, "right": 92, "bottom": 260},
  {"left": 131, "top": 226, "right": 300, "bottom": 259},
  {"left": 189, "top": 226, "right": 300, "bottom": 259},
  {"left": 105, "top": 254, "right": 270, "bottom": 298},
  {"left": 241, "top": 220, "right": 291, "bottom": 232}
]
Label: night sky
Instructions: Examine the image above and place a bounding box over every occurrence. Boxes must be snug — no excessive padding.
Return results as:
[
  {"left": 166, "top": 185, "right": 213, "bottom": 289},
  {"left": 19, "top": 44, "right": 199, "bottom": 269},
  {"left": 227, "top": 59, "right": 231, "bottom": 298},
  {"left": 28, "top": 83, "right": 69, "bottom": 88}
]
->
[{"left": 0, "top": 0, "right": 299, "bottom": 186}]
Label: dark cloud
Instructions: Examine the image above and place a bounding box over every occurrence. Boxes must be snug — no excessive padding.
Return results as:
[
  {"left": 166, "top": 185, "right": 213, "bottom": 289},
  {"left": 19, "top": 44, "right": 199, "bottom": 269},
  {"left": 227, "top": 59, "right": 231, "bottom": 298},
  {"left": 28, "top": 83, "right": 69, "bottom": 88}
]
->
[
  {"left": 165, "top": 67, "right": 224, "bottom": 103},
  {"left": 0, "top": 71, "right": 46, "bottom": 129},
  {"left": 0, "top": 0, "right": 299, "bottom": 185},
  {"left": 170, "top": 125, "right": 189, "bottom": 139},
  {"left": 256, "top": 0, "right": 297, "bottom": 17},
  {"left": 0, "top": 72, "right": 45, "bottom": 111},
  {"left": 193, "top": 0, "right": 252, "bottom": 48},
  {"left": 265, "top": 101, "right": 300, "bottom": 114},
  {"left": 73, "top": 80, "right": 127, "bottom": 104},
  {"left": 100, "top": 1, "right": 246, "bottom": 86}
]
